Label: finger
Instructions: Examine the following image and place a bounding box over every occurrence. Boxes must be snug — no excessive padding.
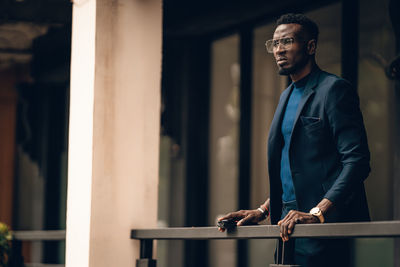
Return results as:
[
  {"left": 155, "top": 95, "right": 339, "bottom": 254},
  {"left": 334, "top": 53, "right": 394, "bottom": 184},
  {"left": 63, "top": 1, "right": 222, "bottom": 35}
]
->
[
  {"left": 287, "top": 219, "right": 296, "bottom": 234},
  {"left": 278, "top": 215, "right": 289, "bottom": 226},
  {"left": 295, "top": 217, "right": 303, "bottom": 224},
  {"left": 279, "top": 209, "right": 299, "bottom": 226},
  {"left": 280, "top": 211, "right": 294, "bottom": 225},
  {"left": 279, "top": 215, "right": 288, "bottom": 225},
  {"left": 218, "top": 214, "right": 233, "bottom": 221},
  {"left": 218, "top": 227, "right": 226, "bottom": 233},
  {"left": 283, "top": 222, "right": 291, "bottom": 241},
  {"left": 237, "top": 215, "right": 251, "bottom": 226},
  {"left": 285, "top": 210, "right": 297, "bottom": 221},
  {"left": 280, "top": 221, "right": 287, "bottom": 241},
  {"left": 308, "top": 214, "right": 318, "bottom": 223},
  {"left": 284, "top": 222, "right": 290, "bottom": 241},
  {"left": 218, "top": 212, "right": 241, "bottom": 221}
]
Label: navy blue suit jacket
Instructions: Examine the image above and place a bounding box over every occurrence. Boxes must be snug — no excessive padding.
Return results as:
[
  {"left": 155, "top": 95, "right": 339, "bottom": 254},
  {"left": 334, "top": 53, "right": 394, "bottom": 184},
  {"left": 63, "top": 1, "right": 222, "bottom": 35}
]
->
[{"left": 268, "top": 67, "right": 371, "bottom": 225}]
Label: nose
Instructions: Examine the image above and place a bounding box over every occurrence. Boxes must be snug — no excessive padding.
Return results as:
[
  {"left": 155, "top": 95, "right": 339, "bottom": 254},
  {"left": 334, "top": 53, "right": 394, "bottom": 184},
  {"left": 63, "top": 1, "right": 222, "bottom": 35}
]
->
[
  {"left": 274, "top": 44, "right": 285, "bottom": 57},
  {"left": 275, "top": 42, "right": 286, "bottom": 53}
]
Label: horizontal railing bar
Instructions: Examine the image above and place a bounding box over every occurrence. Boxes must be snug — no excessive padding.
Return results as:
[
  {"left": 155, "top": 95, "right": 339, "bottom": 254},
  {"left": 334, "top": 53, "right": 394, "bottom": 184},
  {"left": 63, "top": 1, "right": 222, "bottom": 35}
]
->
[
  {"left": 13, "top": 230, "right": 66, "bottom": 241},
  {"left": 131, "top": 220, "right": 400, "bottom": 240}
]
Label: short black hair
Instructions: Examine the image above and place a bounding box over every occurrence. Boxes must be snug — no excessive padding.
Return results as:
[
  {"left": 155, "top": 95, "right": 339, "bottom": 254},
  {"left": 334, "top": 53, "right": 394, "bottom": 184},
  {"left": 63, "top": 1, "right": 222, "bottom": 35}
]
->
[{"left": 276, "top": 13, "right": 319, "bottom": 43}]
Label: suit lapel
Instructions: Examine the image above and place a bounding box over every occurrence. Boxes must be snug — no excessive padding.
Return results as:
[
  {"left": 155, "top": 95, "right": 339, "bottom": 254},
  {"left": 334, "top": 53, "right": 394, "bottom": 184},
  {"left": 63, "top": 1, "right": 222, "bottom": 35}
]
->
[
  {"left": 288, "top": 69, "right": 321, "bottom": 146},
  {"left": 268, "top": 68, "right": 322, "bottom": 166}
]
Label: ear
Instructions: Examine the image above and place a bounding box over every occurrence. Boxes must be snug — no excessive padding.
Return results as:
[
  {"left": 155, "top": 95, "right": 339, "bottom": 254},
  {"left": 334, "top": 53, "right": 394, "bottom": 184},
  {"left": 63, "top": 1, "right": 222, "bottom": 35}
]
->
[{"left": 307, "top": 39, "right": 316, "bottom": 55}]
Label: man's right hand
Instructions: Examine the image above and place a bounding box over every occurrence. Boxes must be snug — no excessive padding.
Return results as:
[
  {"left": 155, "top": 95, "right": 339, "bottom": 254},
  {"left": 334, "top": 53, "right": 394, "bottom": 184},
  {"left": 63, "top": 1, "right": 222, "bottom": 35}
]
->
[{"left": 217, "top": 209, "right": 267, "bottom": 232}]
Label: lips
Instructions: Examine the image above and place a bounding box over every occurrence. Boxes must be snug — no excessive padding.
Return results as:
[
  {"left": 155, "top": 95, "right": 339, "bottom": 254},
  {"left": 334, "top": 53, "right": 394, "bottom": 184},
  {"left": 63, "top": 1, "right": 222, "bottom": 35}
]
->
[
  {"left": 277, "top": 59, "right": 288, "bottom": 65},
  {"left": 277, "top": 58, "right": 287, "bottom": 64}
]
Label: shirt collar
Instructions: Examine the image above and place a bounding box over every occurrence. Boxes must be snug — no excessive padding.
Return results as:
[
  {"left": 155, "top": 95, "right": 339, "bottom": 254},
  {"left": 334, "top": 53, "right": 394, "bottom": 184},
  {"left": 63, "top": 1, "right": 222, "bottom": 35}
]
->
[{"left": 293, "top": 73, "right": 311, "bottom": 88}]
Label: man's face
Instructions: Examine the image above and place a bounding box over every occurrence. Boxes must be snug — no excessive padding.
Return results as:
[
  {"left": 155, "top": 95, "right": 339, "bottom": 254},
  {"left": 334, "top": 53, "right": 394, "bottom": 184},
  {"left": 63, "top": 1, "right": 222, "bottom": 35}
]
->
[{"left": 272, "top": 23, "right": 311, "bottom": 75}]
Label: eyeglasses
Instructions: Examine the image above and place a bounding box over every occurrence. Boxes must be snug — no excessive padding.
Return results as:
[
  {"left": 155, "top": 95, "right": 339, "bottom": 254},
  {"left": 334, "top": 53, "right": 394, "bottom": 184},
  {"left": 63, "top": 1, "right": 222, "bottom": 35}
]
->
[{"left": 265, "top": 37, "right": 295, "bottom": 53}]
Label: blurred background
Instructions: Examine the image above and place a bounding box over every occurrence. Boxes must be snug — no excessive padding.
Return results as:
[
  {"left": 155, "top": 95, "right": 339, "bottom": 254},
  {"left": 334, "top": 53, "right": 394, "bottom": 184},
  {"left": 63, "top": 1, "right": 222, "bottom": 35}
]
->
[
  {"left": 0, "top": 0, "right": 399, "bottom": 266},
  {"left": 0, "top": 0, "right": 71, "bottom": 265}
]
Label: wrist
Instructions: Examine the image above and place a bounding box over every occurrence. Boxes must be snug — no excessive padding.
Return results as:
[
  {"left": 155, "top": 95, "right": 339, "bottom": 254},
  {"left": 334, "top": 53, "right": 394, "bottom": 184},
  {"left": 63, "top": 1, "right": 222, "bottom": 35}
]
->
[
  {"left": 317, "top": 198, "right": 333, "bottom": 215},
  {"left": 257, "top": 208, "right": 265, "bottom": 217},
  {"left": 309, "top": 207, "right": 325, "bottom": 223},
  {"left": 258, "top": 204, "right": 269, "bottom": 217}
]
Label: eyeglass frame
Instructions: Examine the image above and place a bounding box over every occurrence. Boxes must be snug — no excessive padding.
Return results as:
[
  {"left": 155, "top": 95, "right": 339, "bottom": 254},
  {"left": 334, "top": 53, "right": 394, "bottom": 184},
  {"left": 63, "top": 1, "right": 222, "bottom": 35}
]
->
[{"left": 265, "top": 37, "right": 295, "bottom": 53}]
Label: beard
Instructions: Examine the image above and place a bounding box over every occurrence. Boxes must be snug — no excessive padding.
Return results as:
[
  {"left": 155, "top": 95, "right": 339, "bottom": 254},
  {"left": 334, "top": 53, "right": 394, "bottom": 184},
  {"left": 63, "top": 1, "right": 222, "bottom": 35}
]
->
[
  {"left": 277, "top": 54, "right": 310, "bottom": 76},
  {"left": 278, "top": 64, "right": 298, "bottom": 75}
]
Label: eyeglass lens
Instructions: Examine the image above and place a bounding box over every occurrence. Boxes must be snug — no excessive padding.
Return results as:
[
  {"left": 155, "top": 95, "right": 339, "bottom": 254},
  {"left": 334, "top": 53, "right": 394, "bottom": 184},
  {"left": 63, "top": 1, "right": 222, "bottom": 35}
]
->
[{"left": 265, "top": 38, "right": 293, "bottom": 53}]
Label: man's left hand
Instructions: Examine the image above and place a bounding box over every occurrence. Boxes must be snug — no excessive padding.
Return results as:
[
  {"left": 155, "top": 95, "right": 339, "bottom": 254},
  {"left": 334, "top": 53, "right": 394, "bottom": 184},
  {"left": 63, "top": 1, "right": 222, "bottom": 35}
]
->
[{"left": 277, "top": 210, "right": 319, "bottom": 242}]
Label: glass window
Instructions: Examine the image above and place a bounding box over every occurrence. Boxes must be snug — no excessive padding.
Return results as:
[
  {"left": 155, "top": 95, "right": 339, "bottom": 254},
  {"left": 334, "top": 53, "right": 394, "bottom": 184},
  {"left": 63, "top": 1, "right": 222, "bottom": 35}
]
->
[
  {"left": 354, "top": 0, "right": 396, "bottom": 265},
  {"left": 307, "top": 3, "right": 342, "bottom": 76},
  {"left": 357, "top": 0, "right": 396, "bottom": 222},
  {"left": 208, "top": 34, "right": 240, "bottom": 267}
]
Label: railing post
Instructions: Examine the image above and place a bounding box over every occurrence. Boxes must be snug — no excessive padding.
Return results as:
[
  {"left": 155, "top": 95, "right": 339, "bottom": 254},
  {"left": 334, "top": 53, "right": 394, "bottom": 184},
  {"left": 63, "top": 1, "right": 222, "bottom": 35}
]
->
[
  {"left": 136, "top": 239, "right": 156, "bottom": 267},
  {"left": 270, "top": 239, "right": 300, "bottom": 267}
]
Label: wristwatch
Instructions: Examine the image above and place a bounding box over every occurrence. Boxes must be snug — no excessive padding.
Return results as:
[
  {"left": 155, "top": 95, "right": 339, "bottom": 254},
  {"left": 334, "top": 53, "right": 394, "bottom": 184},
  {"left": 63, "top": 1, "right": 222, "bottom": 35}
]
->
[
  {"left": 257, "top": 204, "right": 269, "bottom": 218},
  {"left": 309, "top": 207, "right": 325, "bottom": 223}
]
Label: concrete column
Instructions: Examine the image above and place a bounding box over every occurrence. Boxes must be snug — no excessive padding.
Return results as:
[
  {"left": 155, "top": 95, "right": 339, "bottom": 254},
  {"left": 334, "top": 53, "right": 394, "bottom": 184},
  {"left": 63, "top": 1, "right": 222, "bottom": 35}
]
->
[{"left": 66, "top": 0, "right": 162, "bottom": 266}]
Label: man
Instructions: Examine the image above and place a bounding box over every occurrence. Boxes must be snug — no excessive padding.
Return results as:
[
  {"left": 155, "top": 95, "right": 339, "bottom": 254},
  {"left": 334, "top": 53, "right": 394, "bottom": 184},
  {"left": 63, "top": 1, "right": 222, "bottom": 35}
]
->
[{"left": 218, "top": 13, "right": 370, "bottom": 267}]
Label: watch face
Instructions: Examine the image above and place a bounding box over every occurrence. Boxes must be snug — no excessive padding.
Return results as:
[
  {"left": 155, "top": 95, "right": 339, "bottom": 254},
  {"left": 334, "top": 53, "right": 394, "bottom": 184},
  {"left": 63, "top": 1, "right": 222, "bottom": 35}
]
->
[{"left": 310, "top": 207, "right": 320, "bottom": 215}]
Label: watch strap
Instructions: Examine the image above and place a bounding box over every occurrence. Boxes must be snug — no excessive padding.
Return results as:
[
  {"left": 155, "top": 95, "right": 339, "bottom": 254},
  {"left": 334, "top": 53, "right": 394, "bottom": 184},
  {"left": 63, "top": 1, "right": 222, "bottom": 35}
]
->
[{"left": 257, "top": 204, "right": 269, "bottom": 217}]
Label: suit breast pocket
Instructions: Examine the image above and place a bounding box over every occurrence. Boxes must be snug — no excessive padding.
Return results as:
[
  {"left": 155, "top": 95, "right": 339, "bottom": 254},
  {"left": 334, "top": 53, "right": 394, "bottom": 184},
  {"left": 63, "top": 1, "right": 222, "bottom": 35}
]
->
[{"left": 300, "top": 116, "right": 324, "bottom": 132}]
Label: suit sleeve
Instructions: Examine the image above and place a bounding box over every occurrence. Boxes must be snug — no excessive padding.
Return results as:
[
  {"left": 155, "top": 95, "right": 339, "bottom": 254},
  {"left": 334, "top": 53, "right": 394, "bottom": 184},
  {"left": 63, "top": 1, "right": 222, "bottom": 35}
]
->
[{"left": 323, "top": 80, "right": 371, "bottom": 205}]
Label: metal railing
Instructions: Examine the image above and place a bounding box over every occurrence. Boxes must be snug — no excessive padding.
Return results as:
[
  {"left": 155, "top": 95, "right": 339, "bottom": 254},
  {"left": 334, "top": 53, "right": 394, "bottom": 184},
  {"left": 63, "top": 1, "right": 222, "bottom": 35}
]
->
[
  {"left": 131, "top": 220, "right": 400, "bottom": 267},
  {"left": 9, "top": 222, "right": 400, "bottom": 266},
  {"left": 11, "top": 230, "right": 66, "bottom": 267}
]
